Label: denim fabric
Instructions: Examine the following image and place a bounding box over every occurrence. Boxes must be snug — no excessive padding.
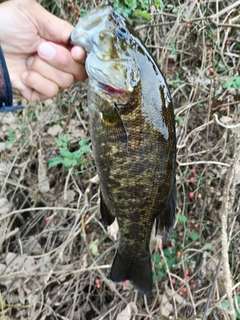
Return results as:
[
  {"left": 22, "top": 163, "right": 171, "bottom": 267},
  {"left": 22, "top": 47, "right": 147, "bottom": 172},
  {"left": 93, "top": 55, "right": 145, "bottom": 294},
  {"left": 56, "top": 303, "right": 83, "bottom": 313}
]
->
[{"left": 0, "top": 45, "right": 24, "bottom": 113}]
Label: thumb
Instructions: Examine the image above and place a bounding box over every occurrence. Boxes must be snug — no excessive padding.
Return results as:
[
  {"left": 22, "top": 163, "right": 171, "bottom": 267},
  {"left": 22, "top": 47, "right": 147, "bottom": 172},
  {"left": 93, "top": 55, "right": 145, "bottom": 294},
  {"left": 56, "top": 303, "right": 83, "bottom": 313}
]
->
[{"left": 23, "top": 0, "right": 74, "bottom": 44}]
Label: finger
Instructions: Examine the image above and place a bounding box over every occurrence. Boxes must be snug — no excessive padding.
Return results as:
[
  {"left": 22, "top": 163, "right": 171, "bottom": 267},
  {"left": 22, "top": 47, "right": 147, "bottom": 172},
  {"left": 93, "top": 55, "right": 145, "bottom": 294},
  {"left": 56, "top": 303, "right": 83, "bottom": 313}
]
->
[
  {"left": 26, "top": 55, "right": 74, "bottom": 89},
  {"left": 71, "top": 46, "right": 87, "bottom": 64},
  {"left": 21, "top": 70, "right": 59, "bottom": 100},
  {"left": 37, "top": 42, "right": 87, "bottom": 81}
]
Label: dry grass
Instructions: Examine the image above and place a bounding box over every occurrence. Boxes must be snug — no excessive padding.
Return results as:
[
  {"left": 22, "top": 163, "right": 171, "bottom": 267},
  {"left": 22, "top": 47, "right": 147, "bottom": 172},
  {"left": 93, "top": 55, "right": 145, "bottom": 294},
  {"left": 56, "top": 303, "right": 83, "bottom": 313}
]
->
[{"left": 0, "top": 0, "right": 239, "bottom": 319}]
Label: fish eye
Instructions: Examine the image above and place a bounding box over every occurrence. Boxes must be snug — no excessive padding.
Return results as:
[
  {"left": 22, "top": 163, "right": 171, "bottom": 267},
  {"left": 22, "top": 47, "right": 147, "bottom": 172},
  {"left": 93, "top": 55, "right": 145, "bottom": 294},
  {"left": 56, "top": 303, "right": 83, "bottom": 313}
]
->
[{"left": 116, "top": 27, "right": 128, "bottom": 40}]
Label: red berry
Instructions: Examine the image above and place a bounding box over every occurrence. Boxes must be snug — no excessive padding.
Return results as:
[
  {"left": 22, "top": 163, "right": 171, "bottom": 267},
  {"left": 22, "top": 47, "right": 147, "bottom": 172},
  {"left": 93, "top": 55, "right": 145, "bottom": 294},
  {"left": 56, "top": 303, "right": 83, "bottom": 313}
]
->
[
  {"left": 191, "top": 169, "right": 196, "bottom": 174},
  {"left": 183, "top": 287, "right": 187, "bottom": 292},
  {"left": 186, "top": 23, "right": 191, "bottom": 28},
  {"left": 95, "top": 278, "right": 100, "bottom": 284},
  {"left": 207, "top": 50, "right": 211, "bottom": 55},
  {"left": 209, "top": 67, "right": 214, "bottom": 73},
  {"left": 122, "top": 280, "right": 130, "bottom": 287},
  {"left": 171, "top": 278, "right": 176, "bottom": 284},
  {"left": 185, "top": 269, "right": 189, "bottom": 275},
  {"left": 179, "top": 232, "right": 183, "bottom": 237},
  {"left": 189, "top": 192, "right": 194, "bottom": 199},
  {"left": 189, "top": 177, "right": 194, "bottom": 183}
]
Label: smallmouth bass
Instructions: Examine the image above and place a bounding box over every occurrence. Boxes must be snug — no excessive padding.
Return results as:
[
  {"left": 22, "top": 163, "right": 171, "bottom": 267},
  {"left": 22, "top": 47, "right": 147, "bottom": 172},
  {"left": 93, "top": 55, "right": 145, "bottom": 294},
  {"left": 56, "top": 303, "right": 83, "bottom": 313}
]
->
[{"left": 70, "top": 1, "right": 176, "bottom": 295}]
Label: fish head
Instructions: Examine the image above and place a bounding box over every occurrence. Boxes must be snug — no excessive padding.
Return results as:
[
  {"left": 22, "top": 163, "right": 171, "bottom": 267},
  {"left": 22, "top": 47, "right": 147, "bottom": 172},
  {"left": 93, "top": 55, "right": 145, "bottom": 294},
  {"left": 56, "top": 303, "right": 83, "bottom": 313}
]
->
[{"left": 70, "top": 2, "right": 141, "bottom": 103}]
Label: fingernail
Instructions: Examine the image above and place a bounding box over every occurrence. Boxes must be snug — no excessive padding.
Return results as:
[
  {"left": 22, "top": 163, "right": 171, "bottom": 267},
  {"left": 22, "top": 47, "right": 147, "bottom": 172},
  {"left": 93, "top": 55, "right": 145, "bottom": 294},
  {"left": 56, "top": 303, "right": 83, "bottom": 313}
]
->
[
  {"left": 26, "top": 56, "right": 34, "bottom": 67},
  {"left": 72, "top": 46, "right": 86, "bottom": 62},
  {"left": 21, "top": 71, "right": 28, "bottom": 79},
  {"left": 38, "top": 42, "right": 56, "bottom": 59}
]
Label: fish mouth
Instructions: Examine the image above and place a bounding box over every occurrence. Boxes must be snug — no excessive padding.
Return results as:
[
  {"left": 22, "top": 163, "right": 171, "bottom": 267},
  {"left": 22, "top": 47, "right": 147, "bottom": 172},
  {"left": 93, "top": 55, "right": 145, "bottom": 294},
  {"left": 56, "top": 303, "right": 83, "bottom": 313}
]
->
[
  {"left": 99, "top": 82, "right": 125, "bottom": 97},
  {"left": 70, "top": 5, "right": 111, "bottom": 52}
]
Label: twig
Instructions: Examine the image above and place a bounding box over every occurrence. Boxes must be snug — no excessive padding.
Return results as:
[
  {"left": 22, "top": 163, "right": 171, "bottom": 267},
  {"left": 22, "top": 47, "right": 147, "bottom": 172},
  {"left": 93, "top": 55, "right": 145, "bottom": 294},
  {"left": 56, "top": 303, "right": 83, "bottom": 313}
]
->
[
  {"left": 213, "top": 114, "right": 240, "bottom": 130},
  {"left": 202, "top": 258, "right": 222, "bottom": 320},
  {"left": 221, "top": 147, "right": 240, "bottom": 320},
  {"left": 177, "top": 160, "right": 230, "bottom": 167},
  {"left": 209, "top": 1, "right": 240, "bottom": 19}
]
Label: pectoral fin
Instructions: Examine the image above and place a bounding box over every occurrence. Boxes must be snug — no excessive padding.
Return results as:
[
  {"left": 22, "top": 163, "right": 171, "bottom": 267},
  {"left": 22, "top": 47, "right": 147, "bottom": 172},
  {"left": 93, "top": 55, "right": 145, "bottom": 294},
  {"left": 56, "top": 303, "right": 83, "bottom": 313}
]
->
[
  {"left": 101, "top": 104, "right": 128, "bottom": 143},
  {"left": 100, "top": 191, "right": 115, "bottom": 226},
  {"left": 156, "top": 180, "right": 176, "bottom": 237}
]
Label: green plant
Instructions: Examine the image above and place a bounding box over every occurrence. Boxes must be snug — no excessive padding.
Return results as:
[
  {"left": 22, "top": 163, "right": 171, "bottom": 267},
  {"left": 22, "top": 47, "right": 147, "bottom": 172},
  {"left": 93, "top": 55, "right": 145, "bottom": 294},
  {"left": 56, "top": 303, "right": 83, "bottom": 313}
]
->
[
  {"left": 170, "top": 72, "right": 180, "bottom": 88},
  {"left": 175, "top": 115, "right": 185, "bottom": 127},
  {"left": 56, "top": 133, "right": 70, "bottom": 148},
  {"left": 222, "top": 77, "right": 240, "bottom": 89},
  {"left": 48, "top": 136, "right": 90, "bottom": 171},
  {"left": 5, "top": 129, "right": 16, "bottom": 148},
  {"left": 113, "top": 0, "right": 164, "bottom": 21},
  {"left": 152, "top": 248, "right": 179, "bottom": 283},
  {"left": 220, "top": 296, "right": 240, "bottom": 319}
]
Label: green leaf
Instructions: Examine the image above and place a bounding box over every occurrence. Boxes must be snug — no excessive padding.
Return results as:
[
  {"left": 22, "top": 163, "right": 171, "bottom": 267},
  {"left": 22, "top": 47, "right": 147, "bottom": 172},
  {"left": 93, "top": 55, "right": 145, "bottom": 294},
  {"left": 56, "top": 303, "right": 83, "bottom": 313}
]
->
[
  {"left": 178, "top": 214, "right": 187, "bottom": 223},
  {"left": 221, "top": 300, "right": 229, "bottom": 310},
  {"left": 56, "top": 134, "right": 70, "bottom": 147},
  {"left": 60, "top": 148, "right": 74, "bottom": 158},
  {"left": 236, "top": 77, "right": 240, "bottom": 87},
  {"left": 89, "top": 240, "right": 99, "bottom": 255},
  {"left": 79, "top": 138, "right": 90, "bottom": 147},
  {"left": 134, "top": 10, "right": 151, "bottom": 20},
  {"left": 163, "top": 248, "right": 171, "bottom": 257},
  {"left": 170, "top": 40, "right": 176, "bottom": 55},
  {"left": 152, "top": 274, "right": 157, "bottom": 284},
  {"left": 48, "top": 157, "right": 64, "bottom": 168},
  {"left": 72, "top": 150, "right": 82, "bottom": 159},
  {"left": 155, "top": 0, "right": 163, "bottom": 8},
  {"left": 167, "top": 257, "right": 177, "bottom": 269},
  {"left": 157, "top": 270, "right": 165, "bottom": 277},
  {"left": 152, "top": 253, "right": 161, "bottom": 263},
  {"left": 233, "top": 81, "right": 239, "bottom": 89},
  {"left": 80, "top": 145, "right": 89, "bottom": 154},
  {"left": 202, "top": 243, "right": 213, "bottom": 251},
  {"left": 63, "top": 158, "right": 76, "bottom": 169},
  {"left": 189, "top": 233, "right": 199, "bottom": 241}
]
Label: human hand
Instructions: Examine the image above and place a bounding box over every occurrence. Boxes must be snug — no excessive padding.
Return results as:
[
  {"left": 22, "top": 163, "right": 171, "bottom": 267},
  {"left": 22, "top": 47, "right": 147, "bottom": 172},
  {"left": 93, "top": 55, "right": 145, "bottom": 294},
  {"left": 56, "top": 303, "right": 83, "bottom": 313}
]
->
[{"left": 0, "top": 0, "right": 87, "bottom": 102}]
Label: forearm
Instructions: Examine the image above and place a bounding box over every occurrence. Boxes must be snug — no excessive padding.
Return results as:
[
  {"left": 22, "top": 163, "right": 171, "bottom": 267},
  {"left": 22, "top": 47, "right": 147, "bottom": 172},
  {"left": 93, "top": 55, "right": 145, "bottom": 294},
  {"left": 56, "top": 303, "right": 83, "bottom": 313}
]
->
[{"left": 0, "top": 46, "right": 23, "bottom": 112}]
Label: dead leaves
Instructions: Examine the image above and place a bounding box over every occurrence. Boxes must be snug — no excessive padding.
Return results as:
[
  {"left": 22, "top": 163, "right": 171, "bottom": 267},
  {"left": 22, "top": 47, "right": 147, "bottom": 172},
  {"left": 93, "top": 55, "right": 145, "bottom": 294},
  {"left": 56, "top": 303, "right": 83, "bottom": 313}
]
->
[{"left": 117, "top": 302, "right": 138, "bottom": 320}]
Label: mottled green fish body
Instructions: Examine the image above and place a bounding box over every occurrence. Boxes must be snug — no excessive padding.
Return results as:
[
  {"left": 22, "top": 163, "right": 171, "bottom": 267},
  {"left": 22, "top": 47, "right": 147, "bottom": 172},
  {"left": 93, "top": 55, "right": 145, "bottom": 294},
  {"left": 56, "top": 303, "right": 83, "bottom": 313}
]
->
[{"left": 70, "top": 2, "right": 176, "bottom": 295}]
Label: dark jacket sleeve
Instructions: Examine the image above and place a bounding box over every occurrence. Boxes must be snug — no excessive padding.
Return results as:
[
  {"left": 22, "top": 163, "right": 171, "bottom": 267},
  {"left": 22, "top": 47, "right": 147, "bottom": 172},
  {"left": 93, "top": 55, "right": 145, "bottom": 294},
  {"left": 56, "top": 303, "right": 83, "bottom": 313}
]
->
[{"left": 0, "top": 45, "right": 24, "bottom": 113}]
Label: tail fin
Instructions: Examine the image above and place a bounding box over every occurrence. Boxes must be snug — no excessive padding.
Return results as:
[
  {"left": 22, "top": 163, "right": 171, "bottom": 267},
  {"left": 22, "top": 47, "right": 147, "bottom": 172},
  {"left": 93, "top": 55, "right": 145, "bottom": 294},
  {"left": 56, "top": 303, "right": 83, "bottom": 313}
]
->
[{"left": 110, "top": 250, "right": 152, "bottom": 295}]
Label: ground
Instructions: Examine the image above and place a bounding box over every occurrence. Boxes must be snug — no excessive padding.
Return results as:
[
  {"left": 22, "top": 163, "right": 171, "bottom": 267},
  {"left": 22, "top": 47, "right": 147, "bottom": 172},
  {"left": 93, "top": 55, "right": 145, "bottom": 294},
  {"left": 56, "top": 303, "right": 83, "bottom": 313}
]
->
[{"left": 0, "top": 0, "right": 240, "bottom": 319}]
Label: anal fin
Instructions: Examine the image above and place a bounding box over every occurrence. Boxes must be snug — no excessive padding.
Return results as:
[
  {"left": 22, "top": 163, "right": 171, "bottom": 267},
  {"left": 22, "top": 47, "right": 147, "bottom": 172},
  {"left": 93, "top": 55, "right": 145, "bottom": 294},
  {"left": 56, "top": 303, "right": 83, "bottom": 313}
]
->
[
  {"left": 100, "top": 191, "right": 115, "bottom": 226},
  {"left": 156, "top": 180, "right": 176, "bottom": 237}
]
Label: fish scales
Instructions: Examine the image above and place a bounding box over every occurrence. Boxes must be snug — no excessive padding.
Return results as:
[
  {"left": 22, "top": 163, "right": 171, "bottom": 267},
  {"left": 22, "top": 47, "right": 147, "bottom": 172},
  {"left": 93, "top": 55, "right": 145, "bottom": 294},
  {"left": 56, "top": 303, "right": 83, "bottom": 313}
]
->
[{"left": 70, "top": 1, "right": 176, "bottom": 295}]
